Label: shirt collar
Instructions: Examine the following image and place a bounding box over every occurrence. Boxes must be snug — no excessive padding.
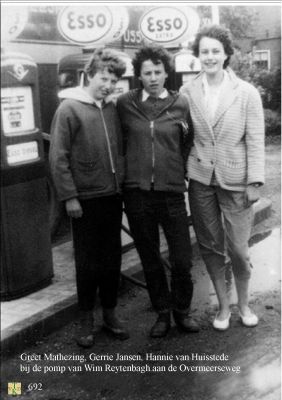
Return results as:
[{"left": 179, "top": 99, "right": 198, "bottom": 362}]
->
[
  {"left": 141, "top": 88, "right": 168, "bottom": 102},
  {"left": 202, "top": 70, "right": 228, "bottom": 93}
]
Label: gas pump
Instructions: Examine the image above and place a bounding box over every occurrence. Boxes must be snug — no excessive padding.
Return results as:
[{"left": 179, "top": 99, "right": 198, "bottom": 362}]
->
[
  {"left": 1, "top": 51, "right": 53, "bottom": 300},
  {"left": 173, "top": 49, "right": 201, "bottom": 90}
]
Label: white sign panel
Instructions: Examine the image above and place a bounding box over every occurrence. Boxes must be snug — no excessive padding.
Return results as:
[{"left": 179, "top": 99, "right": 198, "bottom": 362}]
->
[
  {"left": 119, "top": 55, "right": 134, "bottom": 77},
  {"left": 1, "top": 6, "right": 29, "bottom": 43},
  {"left": 175, "top": 51, "right": 201, "bottom": 72},
  {"left": 108, "top": 78, "right": 130, "bottom": 103},
  {"left": 58, "top": 6, "right": 129, "bottom": 45},
  {"left": 139, "top": 6, "right": 200, "bottom": 45},
  {"left": 6, "top": 141, "right": 39, "bottom": 165},
  {"left": 1, "top": 86, "right": 35, "bottom": 136}
]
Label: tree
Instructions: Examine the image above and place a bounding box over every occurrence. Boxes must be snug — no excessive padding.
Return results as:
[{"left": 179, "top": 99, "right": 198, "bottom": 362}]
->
[
  {"left": 219, "top": 6, "right": 258, "bottom": 38},
  {"left": 196, "top": 5, "right": 259, "bottom": 39}
]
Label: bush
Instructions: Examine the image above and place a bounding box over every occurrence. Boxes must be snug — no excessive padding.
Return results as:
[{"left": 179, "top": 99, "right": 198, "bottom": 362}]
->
[
  {"left": 251, "top": 68, "right": 281, "bottom": 111},
  {"left": 264, "top": 109, "right": 281, "bottom": 142},
  {"left": 231, "top": 52, "right": 281, "bottom": 111}
]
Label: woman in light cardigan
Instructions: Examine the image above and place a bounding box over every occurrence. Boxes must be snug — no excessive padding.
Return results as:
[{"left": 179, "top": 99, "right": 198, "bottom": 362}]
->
[{"left": 180, "top": 25, "right": 265, "bottom": 330}]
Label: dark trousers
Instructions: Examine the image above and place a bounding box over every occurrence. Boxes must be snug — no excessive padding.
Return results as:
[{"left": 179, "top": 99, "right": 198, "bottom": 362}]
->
[
  {"left": 71, "top": 196, "right": 122, "bottom": 311},
  {"left": 124, "top": 189, "right": 193, "bottom": 314}
]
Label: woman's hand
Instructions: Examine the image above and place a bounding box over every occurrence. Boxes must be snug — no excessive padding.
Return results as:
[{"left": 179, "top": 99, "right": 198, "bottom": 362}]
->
[
  {"left": 246, "top": 184, "right": 261, "bottom": 205},
  {"left": 65, "top": 198, "right": 83, "bottom": 218}
]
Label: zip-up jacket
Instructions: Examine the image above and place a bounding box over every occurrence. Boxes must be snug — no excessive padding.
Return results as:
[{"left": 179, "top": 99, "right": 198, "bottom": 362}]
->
[
  {"left": 116, "top": 89, "right": 193, "bottom": 193},
  {"left": 49, "top": 87, "right": 124, "bottom": 201}
]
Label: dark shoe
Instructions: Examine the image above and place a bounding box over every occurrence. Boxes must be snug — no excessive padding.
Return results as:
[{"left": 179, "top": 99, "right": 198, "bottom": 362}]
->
[
  {"left": 173, "top": 311, "right": 199, "bottom": 333},
  {"left": 76, "top": 310, "right": 95, "bottom": 348},
  {"left": 150, "top": 313, "right": 171, "bottom": 338},
  {"left": 103, "top": 308, "right": 130, "bottom": 340}
]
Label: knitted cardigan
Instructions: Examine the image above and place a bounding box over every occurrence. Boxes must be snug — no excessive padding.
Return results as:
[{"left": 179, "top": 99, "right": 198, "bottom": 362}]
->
[{"left": 180, "top": 68, "right": 265, "bottom": 191}]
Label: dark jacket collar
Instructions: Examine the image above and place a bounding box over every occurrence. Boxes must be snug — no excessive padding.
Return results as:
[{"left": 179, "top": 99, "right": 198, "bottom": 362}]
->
[{"left": 128, "top": 88, "right": 180, "bottom": 103}]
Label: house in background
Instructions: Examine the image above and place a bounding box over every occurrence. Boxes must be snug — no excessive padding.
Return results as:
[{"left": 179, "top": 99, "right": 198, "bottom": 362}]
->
[{"left": 235, "top": 5, "right": 281, "bottom": 71}]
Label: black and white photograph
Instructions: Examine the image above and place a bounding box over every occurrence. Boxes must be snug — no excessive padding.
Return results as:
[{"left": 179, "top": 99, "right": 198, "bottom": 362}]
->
[{"left": 1, "top": 1, "right": 281, "bottom": 399}]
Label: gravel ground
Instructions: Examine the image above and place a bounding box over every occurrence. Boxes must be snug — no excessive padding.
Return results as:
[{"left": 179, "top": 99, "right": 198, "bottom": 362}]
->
[{"left": 1, "top": 142, "right": 280, "bottom": 400}]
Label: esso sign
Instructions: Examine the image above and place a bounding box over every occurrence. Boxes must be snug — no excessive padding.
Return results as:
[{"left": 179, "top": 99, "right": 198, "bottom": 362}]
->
[
  {"left": 58, "top": 6, "right": 129, "bottom": 45},
  {"left": 139, "top": 6, "right": 200, "bottom": 45},
  {"left": 1, "top": 6, "right": 29, "bottom": 43}
]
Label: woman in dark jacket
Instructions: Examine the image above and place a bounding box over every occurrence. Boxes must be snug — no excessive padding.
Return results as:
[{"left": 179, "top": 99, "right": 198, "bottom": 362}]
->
[
  {"left": 117, "top": 44, "right": 199, "bottom": 338},
  {"left": 50, "top": 48, "right": 129, "bottom": 348}
]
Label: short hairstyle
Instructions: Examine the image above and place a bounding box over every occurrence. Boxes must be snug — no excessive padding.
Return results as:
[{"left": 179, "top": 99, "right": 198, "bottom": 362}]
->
[
  {"left": 84, "top": 48, "right": 126, "bottom": 79},
  {"left": 132, "top": 44, "right": 173, "bottom": 77},
  {"left": 192, "top": 25, "right": 234, "bottom": 68}
]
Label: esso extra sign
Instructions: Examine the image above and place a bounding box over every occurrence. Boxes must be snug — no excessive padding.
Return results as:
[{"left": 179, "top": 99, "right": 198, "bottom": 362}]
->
[
  {"left": 1, "top": 6, "right": 29, "bottom": 43},
  {"left": 58, "top": 6, "right": 129, "bottom": 45},
  {"left": 139, "top": 6, "right": 200, "bottom": 45}
]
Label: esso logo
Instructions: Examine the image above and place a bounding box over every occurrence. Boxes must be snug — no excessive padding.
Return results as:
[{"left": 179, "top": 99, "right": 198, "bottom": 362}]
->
[
  {"left": 139, "top": 6, "right": 200, "bottom": 44},
  {"left": 58, "top": 6, "right": 129, "bottom": 45},
  {"left": 1, "top": 6, "right": 29, "bottom": 42},
  {"left": 140, "top": 7, "right": 187, "bottom": 43},
  {"left": 58, "top": 7, "right": 112, "bottom": 44}
]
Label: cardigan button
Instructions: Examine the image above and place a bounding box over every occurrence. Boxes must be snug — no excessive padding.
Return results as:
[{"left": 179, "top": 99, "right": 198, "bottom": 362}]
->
[{"left": 210, "top": 161, "right": 214, "bottom": 165}]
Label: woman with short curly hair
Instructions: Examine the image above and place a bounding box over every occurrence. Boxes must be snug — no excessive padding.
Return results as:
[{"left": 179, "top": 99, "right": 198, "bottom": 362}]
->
[
  {"left": 181, "top": 25, "right": 265, "bottom": 331},
  {"left": 192, "top": 24, "right": 234, "bottom": 69},
  {"left": 131, "top": 44, "right": 174, "bottom": 77},
  {"left": 117, "top": 44, "right": 199, "bottom": 338}
]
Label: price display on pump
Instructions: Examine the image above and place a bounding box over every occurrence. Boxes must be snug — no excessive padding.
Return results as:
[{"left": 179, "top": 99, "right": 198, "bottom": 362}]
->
[{"left": 1, "top": 86, "right": 35, "bottom": 135}]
